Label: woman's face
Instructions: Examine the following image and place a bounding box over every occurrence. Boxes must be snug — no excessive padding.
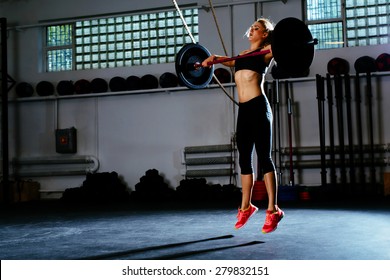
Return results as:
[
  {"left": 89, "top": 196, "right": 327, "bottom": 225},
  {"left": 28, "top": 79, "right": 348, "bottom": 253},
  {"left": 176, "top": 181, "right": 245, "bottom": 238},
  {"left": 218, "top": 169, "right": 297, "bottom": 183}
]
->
[{"left": 247, "top": 21, "right": 267, "bottom": 42}]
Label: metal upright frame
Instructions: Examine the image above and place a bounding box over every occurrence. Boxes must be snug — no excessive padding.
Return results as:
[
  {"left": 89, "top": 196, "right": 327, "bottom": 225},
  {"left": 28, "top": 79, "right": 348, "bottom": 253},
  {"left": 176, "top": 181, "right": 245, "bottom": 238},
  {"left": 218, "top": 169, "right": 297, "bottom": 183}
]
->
[{"left": 1, "top": 18, "right": 10, "bottom": 203}]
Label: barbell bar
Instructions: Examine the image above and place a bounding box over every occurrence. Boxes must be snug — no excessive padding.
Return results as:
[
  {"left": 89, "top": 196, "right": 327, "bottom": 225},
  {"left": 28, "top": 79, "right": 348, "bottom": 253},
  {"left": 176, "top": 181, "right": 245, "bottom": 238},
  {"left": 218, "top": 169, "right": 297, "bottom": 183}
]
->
[
  {"left": 194, "top": 49, "right": 271, "bottom": 69},
  {"left": 175, "top": 17, "right": 318, "bottom": 89}
]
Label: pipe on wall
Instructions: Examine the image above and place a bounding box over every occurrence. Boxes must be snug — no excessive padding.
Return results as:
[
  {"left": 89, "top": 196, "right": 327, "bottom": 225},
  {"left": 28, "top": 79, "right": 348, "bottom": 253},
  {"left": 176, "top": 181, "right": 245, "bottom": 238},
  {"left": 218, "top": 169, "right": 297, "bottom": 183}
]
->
[
  {"left": 12, "top": 155, "right": 99, "bottom": 177},
  {"left": 279, "top": 144, "right": 389, "bottom": 156},
  {"left": 281, "top": 158, "right": 387, "bottom": 169}
]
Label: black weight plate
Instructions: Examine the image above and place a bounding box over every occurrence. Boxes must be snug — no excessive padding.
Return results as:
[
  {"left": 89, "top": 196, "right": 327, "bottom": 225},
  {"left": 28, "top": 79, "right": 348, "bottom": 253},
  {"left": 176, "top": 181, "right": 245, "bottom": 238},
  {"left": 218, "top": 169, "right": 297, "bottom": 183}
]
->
[
  {"left": 91, "top": 78, "right": 108, "bottom": 93},
  {"left": 126, "top": 75, "right": 142, "bottom": 91},
  {"left": 109, "top": 76, "right": 126, "bottom": 92},
  {"left": 327, "top": 57, "right": 350, "bottom": 75},
  {"left": 272, "top": 17, "right": 315, "bottom": 76},
  {"left": 74, "top": 79, "right": 92, "bottom": 94},
  {"left": 354, "top": 56, "right": 376, "bottom": 73},
  {"left": 36, "top": 80, "right": 54, "bottom": 96},
  {"left": 159, "top": 72, "right": 178, "bottom": 88},
  {"left": 57, "top": 80, "right": 74, "bottom": 96},
  {"left": 175, "top": 43, "right": 214, "bottom": 89},
  {"left": 15, "top": 82, "right": 34, "bottom": 98},
  {"left": 141, "top": 74, "right": 159, "bottom": 89},
  {"left": 375, "top": 53, "right": 390, "bottom": 72}
]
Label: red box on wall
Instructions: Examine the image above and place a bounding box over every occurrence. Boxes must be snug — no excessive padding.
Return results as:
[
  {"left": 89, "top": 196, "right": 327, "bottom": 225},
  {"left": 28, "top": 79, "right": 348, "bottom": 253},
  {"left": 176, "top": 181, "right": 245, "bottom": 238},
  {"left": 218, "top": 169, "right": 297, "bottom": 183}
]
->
[{"left": 55, "top": 127, "right": 77, "bottom": 154}]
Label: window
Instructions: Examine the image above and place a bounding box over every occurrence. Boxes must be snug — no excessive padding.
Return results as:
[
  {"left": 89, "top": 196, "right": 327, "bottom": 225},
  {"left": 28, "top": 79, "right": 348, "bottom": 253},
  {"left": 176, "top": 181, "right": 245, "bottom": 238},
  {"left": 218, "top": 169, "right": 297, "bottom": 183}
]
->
[
  {"left": 45, "top": 25, "right": 73, "bottom": 71},
  {"left": 305, "top": 0, "right": 389, "bottom": 50},
  {"left": 345, "top": 1, "right": 389, "bottom": 47},
  {"left": 44, "top": 8, "right": 198, "bottom": 72}
]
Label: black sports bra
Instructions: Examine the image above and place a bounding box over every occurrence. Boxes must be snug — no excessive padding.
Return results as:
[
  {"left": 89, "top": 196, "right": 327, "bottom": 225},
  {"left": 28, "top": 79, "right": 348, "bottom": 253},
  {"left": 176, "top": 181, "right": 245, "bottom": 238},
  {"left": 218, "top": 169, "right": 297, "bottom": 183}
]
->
[{"left": 235, "top": 50, "right": 268, "bottom": 74}]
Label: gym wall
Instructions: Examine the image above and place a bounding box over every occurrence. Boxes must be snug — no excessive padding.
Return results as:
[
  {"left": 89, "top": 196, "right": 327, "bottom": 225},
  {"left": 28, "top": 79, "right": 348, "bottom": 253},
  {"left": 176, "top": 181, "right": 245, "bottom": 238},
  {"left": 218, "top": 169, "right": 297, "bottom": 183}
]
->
[{"left": 1, "top": 0, "right": 389, "bottom": 193}]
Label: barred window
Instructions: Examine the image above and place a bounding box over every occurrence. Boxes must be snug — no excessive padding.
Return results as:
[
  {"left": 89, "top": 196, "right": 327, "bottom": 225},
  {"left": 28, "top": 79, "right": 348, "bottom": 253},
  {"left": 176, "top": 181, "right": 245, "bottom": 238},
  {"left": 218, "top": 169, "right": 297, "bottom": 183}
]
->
[
  {"left": 345, "top": 0, "right": 389, "bottom": 47},
  {"left": 45, "top": 25, "right": 73, "bottom": 71},
  {"left": 44, "top": 8, "right": 198, "bottom": 72},
  {"left": 305, "top": 0, "right": 389, "bottom": 49}
]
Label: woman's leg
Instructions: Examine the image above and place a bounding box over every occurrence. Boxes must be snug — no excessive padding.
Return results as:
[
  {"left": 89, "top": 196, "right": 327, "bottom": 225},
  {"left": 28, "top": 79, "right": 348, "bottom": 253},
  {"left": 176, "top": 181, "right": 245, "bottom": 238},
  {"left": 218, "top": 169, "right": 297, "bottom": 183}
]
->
[
  {"left": 240, "top": 173, "right": 254, "bottom": 210},
  {"left": 236, "top": 103, "right": 255, "bottom": 210},
  {"left": 235, "top": 173, "right": 258, "bottom": 229},
  {"left": 263, "top": 170, "right": 278, "bottom": 212},
  {"left": 262, "top": 170, "right": 284, "bottom": 234}
]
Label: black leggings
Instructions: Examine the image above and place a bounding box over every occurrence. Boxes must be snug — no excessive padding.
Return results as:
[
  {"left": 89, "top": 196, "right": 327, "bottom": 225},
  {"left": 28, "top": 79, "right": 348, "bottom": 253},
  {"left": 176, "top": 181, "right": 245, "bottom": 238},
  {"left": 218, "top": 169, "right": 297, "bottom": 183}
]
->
[{"left": 236, "top": 94, "right": 275, "bottom": 176}]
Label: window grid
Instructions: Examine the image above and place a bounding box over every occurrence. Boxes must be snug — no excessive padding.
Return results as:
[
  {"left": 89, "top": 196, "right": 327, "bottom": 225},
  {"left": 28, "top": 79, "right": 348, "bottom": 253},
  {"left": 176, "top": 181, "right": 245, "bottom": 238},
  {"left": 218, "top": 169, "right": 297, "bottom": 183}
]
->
[
  {"left": 306, "top": 0, "right": 389, "bottom": 49},
  {"left": 345, "top": 0, "right": 389, "bottom": 47},
  {"left": 46, "top": 49, "right": 73, "bottom": 71},
  {"left": 45, "top": 9, "right": 198, "bottom": 72},
  {"left": 74, "top": 9, "right": 198, "bottom": 70},
  {"left": 306, "top": 0, "right": 341, "bottom": 21},
  {"left": 45, "top": 24, "right": 73, "bottom": 71},
  {"left": 308, "top": 22, "right": 344, "bottom": 49}
]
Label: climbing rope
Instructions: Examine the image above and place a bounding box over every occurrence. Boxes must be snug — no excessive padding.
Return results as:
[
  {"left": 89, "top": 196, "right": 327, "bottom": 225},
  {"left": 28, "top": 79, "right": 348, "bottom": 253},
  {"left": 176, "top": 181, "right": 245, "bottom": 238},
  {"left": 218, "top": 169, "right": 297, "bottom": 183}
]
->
[{"left": 172, "top": 0, "right": 238, "bottom": 106}]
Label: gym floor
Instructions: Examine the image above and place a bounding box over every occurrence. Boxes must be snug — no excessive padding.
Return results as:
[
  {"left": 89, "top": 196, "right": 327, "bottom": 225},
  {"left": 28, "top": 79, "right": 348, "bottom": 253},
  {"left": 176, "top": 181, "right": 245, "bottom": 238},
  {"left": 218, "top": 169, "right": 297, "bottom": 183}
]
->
[{"left": 1, "top": 198, "right": 389, "bottom": 260}]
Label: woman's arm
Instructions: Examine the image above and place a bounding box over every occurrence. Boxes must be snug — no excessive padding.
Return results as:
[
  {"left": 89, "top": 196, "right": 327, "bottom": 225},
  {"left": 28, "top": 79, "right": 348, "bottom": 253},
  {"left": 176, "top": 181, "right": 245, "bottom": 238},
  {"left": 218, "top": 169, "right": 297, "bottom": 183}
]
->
[
  {"left": 263, "top": 45, "right": 273, "bottom": 64},
  {"left": 202, "top": 55, "right": 235, "bottom": 68}
]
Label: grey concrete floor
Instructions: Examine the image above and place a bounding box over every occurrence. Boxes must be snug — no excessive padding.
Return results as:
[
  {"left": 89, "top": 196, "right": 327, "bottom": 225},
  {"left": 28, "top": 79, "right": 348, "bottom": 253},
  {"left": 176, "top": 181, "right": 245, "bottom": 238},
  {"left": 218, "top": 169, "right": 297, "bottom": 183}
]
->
[{"left": 0, "top": 200, "right": 389, "bottom": 260}]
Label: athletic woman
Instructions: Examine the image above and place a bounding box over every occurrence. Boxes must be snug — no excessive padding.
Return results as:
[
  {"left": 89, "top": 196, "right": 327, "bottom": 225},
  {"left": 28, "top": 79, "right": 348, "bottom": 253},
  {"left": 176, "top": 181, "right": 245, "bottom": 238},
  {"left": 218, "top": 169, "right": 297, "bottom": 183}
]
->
[{"left": 202, "top": 18, "right": 284, "bottom": 234}]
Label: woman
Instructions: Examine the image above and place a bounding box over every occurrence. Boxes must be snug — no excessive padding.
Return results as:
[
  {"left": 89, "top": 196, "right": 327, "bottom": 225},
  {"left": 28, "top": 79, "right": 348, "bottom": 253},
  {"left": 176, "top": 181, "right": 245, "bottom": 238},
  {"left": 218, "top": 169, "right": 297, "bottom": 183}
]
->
[{"left": 202, "top": 18, "right": 284, "bottom": 234}]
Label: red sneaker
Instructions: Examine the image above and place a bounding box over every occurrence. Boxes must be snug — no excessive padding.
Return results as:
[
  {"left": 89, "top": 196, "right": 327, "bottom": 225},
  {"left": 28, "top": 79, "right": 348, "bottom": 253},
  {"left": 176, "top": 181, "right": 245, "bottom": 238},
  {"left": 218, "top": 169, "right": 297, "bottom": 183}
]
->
[
  {"left": 262, "top": 207, "right": 284, "bottom": 234},
  {"left": 235, "top": 204, "right": 258, "bottom": 229}
]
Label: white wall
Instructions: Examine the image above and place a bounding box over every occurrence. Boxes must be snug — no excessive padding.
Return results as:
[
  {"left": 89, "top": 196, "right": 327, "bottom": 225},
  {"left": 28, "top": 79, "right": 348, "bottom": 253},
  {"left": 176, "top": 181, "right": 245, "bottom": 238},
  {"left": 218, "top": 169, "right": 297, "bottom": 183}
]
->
[{"left": 1, "top": 0, "right": 389, "bottom": 192}]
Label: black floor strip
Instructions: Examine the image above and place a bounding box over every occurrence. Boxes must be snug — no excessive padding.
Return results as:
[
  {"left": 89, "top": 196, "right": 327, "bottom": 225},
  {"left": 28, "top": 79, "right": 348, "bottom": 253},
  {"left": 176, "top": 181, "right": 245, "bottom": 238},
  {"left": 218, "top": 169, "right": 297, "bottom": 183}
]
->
[
  {"left": 143, "top": 241, "right": 265, "bottom": 260},
  {"left": 79, "top": 234, "right": 235, "bottom": 260}
]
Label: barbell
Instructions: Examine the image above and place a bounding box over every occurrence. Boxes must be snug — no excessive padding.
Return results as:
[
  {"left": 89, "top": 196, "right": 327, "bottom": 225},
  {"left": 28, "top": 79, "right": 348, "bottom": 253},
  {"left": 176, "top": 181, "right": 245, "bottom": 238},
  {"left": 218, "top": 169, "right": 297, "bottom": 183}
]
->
[{"left": 175, "top": 17, "right": 318, "bottom": 89}]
